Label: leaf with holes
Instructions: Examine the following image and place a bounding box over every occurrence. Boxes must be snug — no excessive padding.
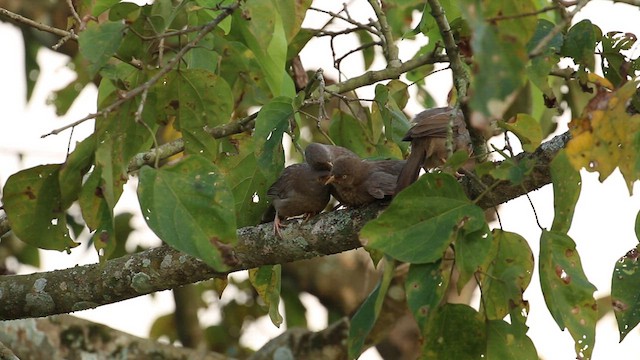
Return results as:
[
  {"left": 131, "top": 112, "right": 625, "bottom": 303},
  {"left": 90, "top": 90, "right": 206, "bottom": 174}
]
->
[
  {"left": 3, "top": 165, "right": 78, "bottom": 251},
  {"left": 138, "top": 155, "right": 237, "bottom": 271},
  {"left": 612, "top": 244, "right": 640, "bottom": 341},
  {"left": 406, "top": 260, "right": 451, "bottom": 330},
  {"left": 539, "top": 230, "right": 597, "bottom": 359},
  {"left": 481, "top": 230, "right": 534, "bottom": 320}
]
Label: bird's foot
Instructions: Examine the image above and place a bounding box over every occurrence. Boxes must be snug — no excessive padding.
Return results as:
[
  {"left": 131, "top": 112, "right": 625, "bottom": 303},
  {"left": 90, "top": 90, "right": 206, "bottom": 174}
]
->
[{"left": 273, "top": 217, "right": 288, "bottom": 238}]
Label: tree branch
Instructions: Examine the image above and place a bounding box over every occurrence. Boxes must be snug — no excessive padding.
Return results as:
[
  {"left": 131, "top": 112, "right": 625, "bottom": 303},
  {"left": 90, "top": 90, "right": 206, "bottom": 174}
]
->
[
  {"left": 0, "top": 7, "right": 77, "bottom": 40},
  {"left": 0, "top": 131, "right": 571, "bottom": 321},
  {"left": 0, "top": 314, "right": 233, "bottom": 360}
]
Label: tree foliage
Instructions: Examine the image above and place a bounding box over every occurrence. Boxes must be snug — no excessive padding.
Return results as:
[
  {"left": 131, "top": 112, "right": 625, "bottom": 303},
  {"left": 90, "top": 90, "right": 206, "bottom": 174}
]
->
[{"left": 1, "top": 0, "right": 640, "bottom": 359}]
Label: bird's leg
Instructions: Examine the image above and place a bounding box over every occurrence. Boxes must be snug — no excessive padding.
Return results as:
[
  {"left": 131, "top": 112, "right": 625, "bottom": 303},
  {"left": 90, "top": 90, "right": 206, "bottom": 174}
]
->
[
  {"left": 273, "top": 215, "right": 288, "bottom": 238},
  {"left": 302, "top": 212, "right": 318, "bottom": 222}
]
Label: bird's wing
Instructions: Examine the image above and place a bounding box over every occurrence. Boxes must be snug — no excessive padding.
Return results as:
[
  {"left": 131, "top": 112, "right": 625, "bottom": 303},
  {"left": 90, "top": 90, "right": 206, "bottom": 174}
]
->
[{"left": 366, "top": 172, "right": 398, "bottom": 199}]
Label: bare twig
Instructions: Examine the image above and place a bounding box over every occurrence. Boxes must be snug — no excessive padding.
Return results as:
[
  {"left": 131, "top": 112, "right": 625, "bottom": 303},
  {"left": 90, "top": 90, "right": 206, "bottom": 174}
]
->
[
  {"left": 65, "top": 0, "right": 83, "bottom": 29},
  {"left": 41, "top": 2, "right": 241, "bottom": 138},
  {"left": 309, "top": 6, "right": 379, "bottom": 35},
  {"left": 327, "top": 52, "right": 448, "bottom": 94},
  {"left": 367, "top": 0, "right": 401, "bottom": 67},
  {"left": 427, "top": 0, "right": 486, "bottom": 159},
  {"left": 486, "top": 5, "right": 559, "bottom": 22},
  {"left": 0, "top": 8, "right": 78, "bottom": 40}
]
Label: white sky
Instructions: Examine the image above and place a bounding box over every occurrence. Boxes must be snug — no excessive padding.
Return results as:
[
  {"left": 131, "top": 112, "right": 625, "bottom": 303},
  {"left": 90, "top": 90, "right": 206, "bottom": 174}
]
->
[{"left": 1, "top": 1, "right": 640, "bottom": 359}]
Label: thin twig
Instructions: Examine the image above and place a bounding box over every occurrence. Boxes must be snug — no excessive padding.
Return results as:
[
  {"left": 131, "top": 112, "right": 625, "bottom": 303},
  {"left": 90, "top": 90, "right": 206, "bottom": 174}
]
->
[
  {"left": 523, "top": 188, "right": 544, "bottom": 230},
  {"left": 66, "top": 0, "right": 83, "bottom": 28},
  {"left": 326, "top": 52, "right": 448, "bottom": 94},
  {"left": 129, "top": 23, "right": 209, "bottom": 41},
  {"left": 134, "top": 89, "right": 160, "bottom": 168},
  {"left": 367, "top": 0, "right": 401, "bottom": 67},
  {"left": 41, "top": 2, "right": 241, "bottom": 138},
  {"left": 0, "top": 8, "right": 78, "bottom": 40},
  {"left": 309, "top": 6, "right": 379, "bottom": 35},
  {"left": 334, "top": 40, "right": 381, "bottom": 69},
  {"left": 486, "top": 5, "right": 559, "bottom": 22}
]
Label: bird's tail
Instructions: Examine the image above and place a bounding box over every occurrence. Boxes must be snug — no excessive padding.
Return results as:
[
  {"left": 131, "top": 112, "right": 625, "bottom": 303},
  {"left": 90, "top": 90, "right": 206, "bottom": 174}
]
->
[
  {"left": 395, "top": 149, "right": 426, "bottom": 193},
  {"left": 260, "top": 204, "right": 276, "bottom": 224}
]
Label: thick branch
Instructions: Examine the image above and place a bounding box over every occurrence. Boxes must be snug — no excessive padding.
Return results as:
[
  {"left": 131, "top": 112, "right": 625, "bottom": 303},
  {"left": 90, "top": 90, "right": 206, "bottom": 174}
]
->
[
  {"left": 463, "top": 131, "right": 571, "bottom": 208},
  {"left": 0, "top": 205, "right": 379, "bottom": 321},
  {"left": 0, "top": 131, "right": 571, "bottom": 321},
  {"left": 0, "top": 314, "right": 232, "bottom": 360}
]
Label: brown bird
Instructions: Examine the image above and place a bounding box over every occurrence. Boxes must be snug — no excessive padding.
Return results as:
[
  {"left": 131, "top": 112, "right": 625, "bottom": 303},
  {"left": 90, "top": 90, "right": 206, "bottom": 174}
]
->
[
  {"left": 304, "top": 142, "right": 359, "bottom": 172},
  {"left": 265, "top": 163, "right": 331, "bottom": 237},
  {"left": 396, "top": 107, "right": 473, "bottom": 192},
  {"left": 325, "top": 156, "right": 406, "bottom": 207}
]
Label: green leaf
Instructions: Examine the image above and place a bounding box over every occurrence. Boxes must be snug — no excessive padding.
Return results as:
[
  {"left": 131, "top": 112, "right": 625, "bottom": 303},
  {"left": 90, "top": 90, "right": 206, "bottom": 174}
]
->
[
  {"left": 463, "top": 0, "right": 536, "bottom": 117},
  {"left": 249, "top": 264, "right": 283, "bottom": 327},
  {"left": 3, "top": 165, "right": 78, "bottom": 251},
  {"left": 405, "top": 260, "right": 451, "bottom": 330},
  {"left": 422, "top": 304, "right": 485, "bottom": 359},
  {"left": 78, "top": 21, "right": 126, "bottom": 76},
  {"left": 355, "top": 29, "right": 375, "bottom": 70},
  {"left": 108, "top": 2, "right": 141, "bottom": 22},
  {"left": 282, "top": 280, "right": 307, "bottom": 328},
  {"left": 635, "top": 210, "right": 640, "bottom": 241},
  {"left": 550, "top": 150, "right": 582, "bottom": 233},
  {"left": 455, "top": 223, "right": 495, "bottom": 292},
  {"left": 138, "top": 156, "right": 238, "bottom": 271},
  {"left": 59, "top": 134, "right": 96, "bottom": 209},
  {"left": 486, "top": 320, "right": 538, "bottom": 359},
  {"left": 490, "top": 157, "right": 534, "bottom": 185},
  {"left": 348, "top": 258, "right": 395, "bottom": 359},
  {"left": 274, "top": 0, "right": 312, "bottom": 43},
  {"left": 539, "top": 230, "right": 597, "bottom": 359},
  {"left": 362, "top": 174, "right": 485, "bottom": 263},
  {"left": 254, "top": 96, "right": 293, "bottom": 182},
  {"left": 329, "top": 111, "right": 373, "bottom": 157},
  {"left": 498, "top": 114, "right": 543, "bottom": 153},
  {"left": 602, "top": 32, "right": 637, "bottom": 88},
  {"left": 526, "top": 19, "right": 563, "bottom": 99},
  {"left": 93, "top": 0, "right": 121, "bottom": 16},
  {"left": 78, "top": 168, "right": 115, "bottom": 261},
  {"left": 481, "top": 230, "right": 534, "bottom": 320},
  {"left": 561, "top": 20, "right": 599, "bottom": 71},
  {"left": 159, "top": 69, "right": 233, "bottom": 158},
  {"left": 236, "top": 0, "right": 294, "bottom": 96},
  {"left": 20, "top": 30, "right": 40, "bottom": 102},
  {"left": 216, "top": 135, "right": 270, "bottom": 227},
  {"left": 612, "top": 245, "right": 640, "bottom": 341}
]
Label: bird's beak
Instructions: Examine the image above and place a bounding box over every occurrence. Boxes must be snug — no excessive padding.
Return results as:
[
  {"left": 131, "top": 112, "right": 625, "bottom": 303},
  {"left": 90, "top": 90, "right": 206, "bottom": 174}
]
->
[{"left": 324, "top": 175, "right": 335, "bottom": 185}]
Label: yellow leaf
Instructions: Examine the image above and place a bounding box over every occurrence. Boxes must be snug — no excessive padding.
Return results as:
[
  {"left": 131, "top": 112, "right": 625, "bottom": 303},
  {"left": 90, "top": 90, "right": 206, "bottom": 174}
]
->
[{"left": 565, "top": 81, "right": 640, "bottom": 193}]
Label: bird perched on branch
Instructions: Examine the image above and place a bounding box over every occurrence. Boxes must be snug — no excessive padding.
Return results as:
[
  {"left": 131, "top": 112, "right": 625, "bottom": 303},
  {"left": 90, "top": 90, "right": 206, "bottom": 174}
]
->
[
  {"left": 395, "top": 107, "right": 473, "bottom": 192},
  {"left": 264, "top": 163, "right": 331, "bottom": 237},
  {"left": 304, "top": 142, "right": 359, "bottom": 172},
  {"left": 324, "top": 156, "right": 405, "bottom": 207}
]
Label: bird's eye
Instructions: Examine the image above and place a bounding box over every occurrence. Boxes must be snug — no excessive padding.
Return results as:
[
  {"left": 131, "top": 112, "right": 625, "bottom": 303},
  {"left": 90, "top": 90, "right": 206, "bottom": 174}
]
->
[{"left": 341, "top": 174, "right": 348, "bottom": 179}]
